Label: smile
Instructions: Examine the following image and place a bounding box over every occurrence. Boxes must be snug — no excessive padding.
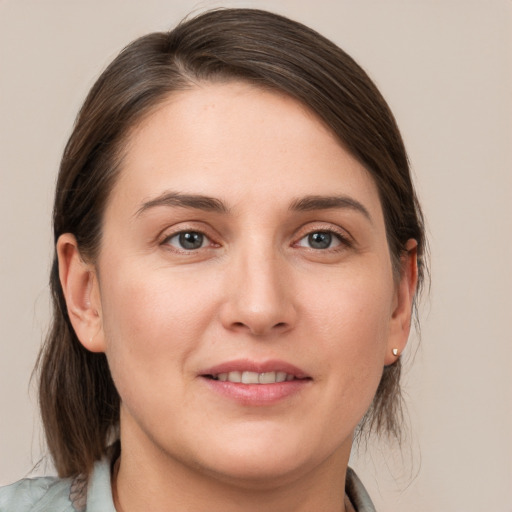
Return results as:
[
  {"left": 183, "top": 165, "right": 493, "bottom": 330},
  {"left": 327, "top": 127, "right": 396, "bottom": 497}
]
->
[
  {"left": 200, "top": 360, "right": 312, "bottom": 404},
  {"left": 211, "top": 371, "right": 298, "bottom": 384}
]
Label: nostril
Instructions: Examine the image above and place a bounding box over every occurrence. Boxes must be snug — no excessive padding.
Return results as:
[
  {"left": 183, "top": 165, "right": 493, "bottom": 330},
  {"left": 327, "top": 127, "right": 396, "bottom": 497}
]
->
[{"left": 228, "top": 320, "right": 289, "bottom": 335}]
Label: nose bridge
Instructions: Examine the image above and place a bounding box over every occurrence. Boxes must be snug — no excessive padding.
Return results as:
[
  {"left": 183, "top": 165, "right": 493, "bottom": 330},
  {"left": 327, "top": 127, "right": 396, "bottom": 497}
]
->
[{"left": 222, "top": 233, "right": 295, "bottom": 335}]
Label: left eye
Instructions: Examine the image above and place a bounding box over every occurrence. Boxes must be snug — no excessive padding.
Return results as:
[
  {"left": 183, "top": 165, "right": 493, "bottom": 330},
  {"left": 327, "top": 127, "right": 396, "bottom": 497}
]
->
[
  {"left": 165, "top": 231, "right": 209, "bottom": 250},
  {"left": 297, "top": 231, "right": 342, "bottom": 250}
]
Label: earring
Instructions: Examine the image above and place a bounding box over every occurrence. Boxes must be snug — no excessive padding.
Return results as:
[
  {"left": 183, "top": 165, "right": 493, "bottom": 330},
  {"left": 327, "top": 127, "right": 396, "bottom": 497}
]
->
[{"left": 392, "top": 348, "right": 399, "bottom": 357}]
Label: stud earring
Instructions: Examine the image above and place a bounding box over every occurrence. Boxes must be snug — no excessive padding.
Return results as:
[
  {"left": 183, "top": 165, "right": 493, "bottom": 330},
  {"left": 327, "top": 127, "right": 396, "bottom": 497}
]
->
[{"left": 392, "top": 348, "right": 399, "bottom": 357}]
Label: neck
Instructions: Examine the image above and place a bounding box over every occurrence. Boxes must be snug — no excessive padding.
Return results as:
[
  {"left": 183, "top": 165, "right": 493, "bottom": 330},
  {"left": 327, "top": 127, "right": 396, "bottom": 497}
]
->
[{"left": 113, "top": 439, "right": 352, "bottom": 512}]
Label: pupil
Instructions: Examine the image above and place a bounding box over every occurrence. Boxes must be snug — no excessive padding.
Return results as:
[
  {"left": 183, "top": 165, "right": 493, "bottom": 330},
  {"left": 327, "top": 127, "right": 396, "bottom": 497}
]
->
[
  {"left": 309, "top": 232, "right": 331, "bottom": 249},
  {"left": 179, "top": 232, "right": 203, "bottom": 249}
]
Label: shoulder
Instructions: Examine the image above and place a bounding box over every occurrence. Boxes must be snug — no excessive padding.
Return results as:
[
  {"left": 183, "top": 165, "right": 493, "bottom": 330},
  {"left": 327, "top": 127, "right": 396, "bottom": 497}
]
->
[
  {"left": 0, "top": 474, "right": 74, "bottom": 512},
  {"left": 346, "top": 467, "right": 377, "bottom": 512},
  {"left": 0, "top": 458, "right": 114, "bottom": 512}
]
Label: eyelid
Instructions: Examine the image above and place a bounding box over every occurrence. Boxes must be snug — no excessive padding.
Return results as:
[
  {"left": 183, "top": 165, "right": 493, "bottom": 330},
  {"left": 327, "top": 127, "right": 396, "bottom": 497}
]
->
[
  {"left": 164, "top": 231, "right": 211, "bottom": 250},
  {"left": 158, "top": 223, "right": 221, "bottom": 251},
  {"left": 156, "top": 221, "right": 353, "bottom": 254},
  {"left": 292, "top": 223, "right": 354, "bottom": 250}
]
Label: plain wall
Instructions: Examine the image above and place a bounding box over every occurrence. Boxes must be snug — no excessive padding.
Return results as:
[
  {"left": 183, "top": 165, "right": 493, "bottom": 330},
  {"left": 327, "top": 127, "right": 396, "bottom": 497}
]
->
[{"left": 1, "top": 1, "right": 511, "bottom": 510}]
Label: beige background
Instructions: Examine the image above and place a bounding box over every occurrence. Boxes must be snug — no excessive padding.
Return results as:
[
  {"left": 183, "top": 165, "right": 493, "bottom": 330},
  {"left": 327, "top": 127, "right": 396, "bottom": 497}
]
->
[{"left": 1, "top": 1, "right": 511, "bottom": 510}]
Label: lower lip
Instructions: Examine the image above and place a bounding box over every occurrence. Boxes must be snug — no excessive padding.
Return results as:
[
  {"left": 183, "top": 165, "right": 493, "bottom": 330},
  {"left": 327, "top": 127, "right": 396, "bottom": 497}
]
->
[{"left": 201, "top": 377, "right": 311, "bottom": 406}]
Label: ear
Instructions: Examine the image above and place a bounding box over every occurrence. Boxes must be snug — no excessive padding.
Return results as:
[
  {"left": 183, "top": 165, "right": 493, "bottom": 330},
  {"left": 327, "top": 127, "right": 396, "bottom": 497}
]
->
[
  {"left": 385, "top": 239, "right": 419, "bottom": 365},
  {"left": 57, "top": 233, "right": 106, "bottom": 353}
]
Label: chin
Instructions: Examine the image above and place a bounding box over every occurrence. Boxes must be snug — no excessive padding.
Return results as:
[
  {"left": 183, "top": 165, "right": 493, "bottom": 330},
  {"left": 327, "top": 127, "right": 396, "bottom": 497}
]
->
[
  {"left": 181, "top": 428, "right": 344, "bottom": 489},
  {"left": 201, "top": 454, "right": 314, "bottom": 490}
]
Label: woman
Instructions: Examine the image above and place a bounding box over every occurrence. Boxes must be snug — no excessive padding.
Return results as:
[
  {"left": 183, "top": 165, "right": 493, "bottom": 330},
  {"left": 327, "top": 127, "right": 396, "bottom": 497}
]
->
[{"left": 0, "top": 8, "right": 426, "bottom": 512}]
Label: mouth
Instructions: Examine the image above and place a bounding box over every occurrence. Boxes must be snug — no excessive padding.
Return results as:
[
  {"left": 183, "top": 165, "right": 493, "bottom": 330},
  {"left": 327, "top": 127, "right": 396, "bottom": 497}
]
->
[
  {"left": 205, "top": 371, "right": 307, "bottom": 384},
  {"left": 201, "top": 364, "right": 312, "bottom": 405},
  {"left": 199, "top": 360, "right": 312, "bottom": 405}
]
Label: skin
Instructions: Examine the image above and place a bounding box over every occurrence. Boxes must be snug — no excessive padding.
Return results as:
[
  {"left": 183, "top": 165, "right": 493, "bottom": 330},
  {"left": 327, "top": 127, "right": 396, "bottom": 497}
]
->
[{"left": 58, "top": 81, "right": 417, "bottom": 512}]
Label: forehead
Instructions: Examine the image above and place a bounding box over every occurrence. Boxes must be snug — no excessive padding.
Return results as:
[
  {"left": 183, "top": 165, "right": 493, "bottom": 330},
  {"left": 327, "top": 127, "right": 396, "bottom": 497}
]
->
[{"left": 111, "top": 81, "right": 383, "bottom": 219}]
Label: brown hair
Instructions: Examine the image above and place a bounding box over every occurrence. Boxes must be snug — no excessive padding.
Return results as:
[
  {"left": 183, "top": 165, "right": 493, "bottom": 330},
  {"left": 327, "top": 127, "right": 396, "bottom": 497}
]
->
[{"left": 37, "top": 8, "right": 427, "bottom": 477}]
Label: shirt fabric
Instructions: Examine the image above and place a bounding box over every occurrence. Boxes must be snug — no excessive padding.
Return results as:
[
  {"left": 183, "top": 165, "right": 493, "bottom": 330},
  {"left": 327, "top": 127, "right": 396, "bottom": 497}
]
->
[{"left": 0, "top": 460, "right": 376, "bottom": 511}]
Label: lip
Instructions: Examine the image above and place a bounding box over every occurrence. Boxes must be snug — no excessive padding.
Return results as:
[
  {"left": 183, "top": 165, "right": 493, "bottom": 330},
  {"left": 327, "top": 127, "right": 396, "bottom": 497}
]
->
[
  {"left": 199, "top": 359, "right": 312, "bottom": 406},
  {"left": 200, "top": 359, "right": 310, "bottom": 379}
]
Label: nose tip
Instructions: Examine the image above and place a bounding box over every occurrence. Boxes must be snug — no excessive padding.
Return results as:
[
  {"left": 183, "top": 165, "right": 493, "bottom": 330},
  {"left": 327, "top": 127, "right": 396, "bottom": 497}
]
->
[{"left": 219, "top": 256, "right": 297, "bottom": 337}]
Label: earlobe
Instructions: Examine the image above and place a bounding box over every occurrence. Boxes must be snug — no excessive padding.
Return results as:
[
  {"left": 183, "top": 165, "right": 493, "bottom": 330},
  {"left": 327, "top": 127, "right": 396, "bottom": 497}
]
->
[
  {"left": 57, "top": 233, "right": 106, "bottom": 353},
  {"left": 385, "top": 239, "right": 418, "bottom": 365}
]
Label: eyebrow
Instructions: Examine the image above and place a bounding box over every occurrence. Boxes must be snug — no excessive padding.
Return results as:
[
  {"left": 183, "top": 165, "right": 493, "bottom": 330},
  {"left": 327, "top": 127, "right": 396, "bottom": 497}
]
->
[
  {"left": 289, "top": 195, "right": 372, "bottom": 223},
  {"left": 135, "top": 191, "right": 230, "bottom": 217},
  {"left": 135, "top": 191, "right": 371, "bottom": 222}
]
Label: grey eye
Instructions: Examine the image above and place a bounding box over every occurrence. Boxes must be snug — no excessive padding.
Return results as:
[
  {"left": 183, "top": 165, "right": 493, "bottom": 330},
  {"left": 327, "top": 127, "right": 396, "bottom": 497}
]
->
[
  {"left": 167, "top": 231, "right": 207, "bottom": 250},
  {"left": 308, "top": 232, "right": 332, "bottom": 249},
  {"left": 297, "top": 231, "right": 341, "bottom": 250}
]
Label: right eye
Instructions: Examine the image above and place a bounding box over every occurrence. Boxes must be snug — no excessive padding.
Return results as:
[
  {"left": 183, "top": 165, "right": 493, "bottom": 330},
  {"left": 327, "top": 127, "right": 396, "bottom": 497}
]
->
[{"left": 164, "top": 231, "right": 210, "bottom": 250}]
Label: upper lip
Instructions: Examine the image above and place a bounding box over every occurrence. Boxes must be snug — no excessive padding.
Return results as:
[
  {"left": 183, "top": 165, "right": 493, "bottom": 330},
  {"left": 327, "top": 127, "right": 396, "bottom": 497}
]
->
[{"left": 200, "top": 359, "right": 310, "bottom": 379}]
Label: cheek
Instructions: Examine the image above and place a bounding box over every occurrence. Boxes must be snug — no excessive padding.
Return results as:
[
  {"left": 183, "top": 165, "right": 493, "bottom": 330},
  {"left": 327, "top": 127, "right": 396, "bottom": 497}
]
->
[
  {"left": 97, "top": 264, "right": 217, "bottom": 388},
  {"left": 306, "top": 266, "right": 393, "bottom": 348},
  {"left": 303, "top": 267, "right": 394, "bottom": 405}
]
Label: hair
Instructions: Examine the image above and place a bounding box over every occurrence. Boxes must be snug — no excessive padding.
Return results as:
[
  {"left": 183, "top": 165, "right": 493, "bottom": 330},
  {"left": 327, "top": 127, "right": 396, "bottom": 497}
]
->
[{"left": 37, "top": 8, "right": 427, "bottom": 477}]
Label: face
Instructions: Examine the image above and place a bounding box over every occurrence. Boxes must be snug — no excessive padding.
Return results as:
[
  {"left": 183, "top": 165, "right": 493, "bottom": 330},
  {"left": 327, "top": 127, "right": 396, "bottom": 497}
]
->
[{"left": 71, "top": 82, "right": 412, "bottom": 487}]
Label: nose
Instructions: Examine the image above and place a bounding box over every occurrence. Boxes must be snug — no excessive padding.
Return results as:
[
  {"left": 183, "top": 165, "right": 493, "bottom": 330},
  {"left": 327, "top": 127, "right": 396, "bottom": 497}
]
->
[{"left": 219, "top": 242, "right": 297, "bottom": 337}]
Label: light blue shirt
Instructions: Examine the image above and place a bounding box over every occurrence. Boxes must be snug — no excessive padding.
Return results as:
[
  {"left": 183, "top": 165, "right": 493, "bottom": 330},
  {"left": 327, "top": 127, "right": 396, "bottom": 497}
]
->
[
  {"left": 0, "top": 458, "right": 114, "bottom": 512},
  {"left": 0, "top": 461, "right": 375, "bottom": 511}
]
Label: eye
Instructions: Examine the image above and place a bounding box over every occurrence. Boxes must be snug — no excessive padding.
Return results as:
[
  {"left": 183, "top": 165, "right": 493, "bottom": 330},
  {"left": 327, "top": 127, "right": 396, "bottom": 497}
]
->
[
  {"left": 296, "top": 231, "right": 343, "bottom": 250},
  {"left": 165, "top": 231, "right": 210, "bottom": 250}
]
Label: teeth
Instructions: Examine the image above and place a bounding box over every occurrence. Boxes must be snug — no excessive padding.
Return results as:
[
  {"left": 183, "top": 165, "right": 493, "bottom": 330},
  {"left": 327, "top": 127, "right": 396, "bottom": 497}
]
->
[
  {"left": 276, "top": 371, "right": 287, "bottom": 383},
  {"left": 226, "top": 371, "right": 241, "bottom": 383},
  {"left": 258, "top": 371, "right": 276, "bottom": 384},
  {"left": 242, "top": 371, "right": 259, "bottom": 384},
  {"left": 214, "top": 371, "right": 296, "bottom": 384}
]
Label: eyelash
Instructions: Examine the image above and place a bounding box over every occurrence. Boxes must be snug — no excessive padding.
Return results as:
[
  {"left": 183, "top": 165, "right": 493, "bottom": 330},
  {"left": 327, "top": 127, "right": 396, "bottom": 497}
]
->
[
  {"left": 162, "top": 230, "right": 217, "bottom": 252},
  {"left": 161, "top": 226, "right": 352, "bottom": 253},
  {"left": 295, "top": 228, "right": 352, "bottom": 251}
]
